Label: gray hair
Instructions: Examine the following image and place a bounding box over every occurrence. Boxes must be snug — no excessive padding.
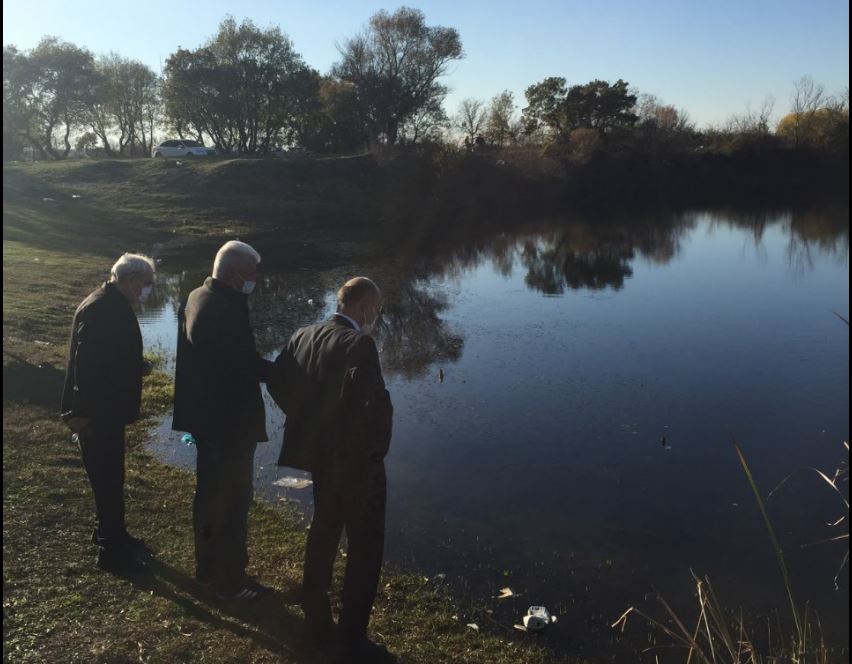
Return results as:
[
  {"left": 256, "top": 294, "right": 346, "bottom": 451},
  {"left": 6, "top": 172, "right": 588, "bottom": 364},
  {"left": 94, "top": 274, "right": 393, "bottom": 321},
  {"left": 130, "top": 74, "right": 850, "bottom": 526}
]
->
[
  {"left": 110, "top": 253, "right": 156, "bottom": 282},
  {"left": 212, "top": 240, "right": 261, "bottom": 279}
]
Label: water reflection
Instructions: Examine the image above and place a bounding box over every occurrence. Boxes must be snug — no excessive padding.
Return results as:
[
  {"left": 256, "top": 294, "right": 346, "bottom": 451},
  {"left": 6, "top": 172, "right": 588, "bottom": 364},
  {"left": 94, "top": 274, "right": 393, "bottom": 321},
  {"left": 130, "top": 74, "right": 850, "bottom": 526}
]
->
[
  {"left": 137, "top": 208, "right": 849, "bottom": 661},
  {"left": 521, "top": 237, "right": 635, "bottom": 293},
  {"left": 375, "top": 281, "right": 464, "bottom": 377},
  {"left": 142, "top": 207, "right": 849, "bottom": 373}
]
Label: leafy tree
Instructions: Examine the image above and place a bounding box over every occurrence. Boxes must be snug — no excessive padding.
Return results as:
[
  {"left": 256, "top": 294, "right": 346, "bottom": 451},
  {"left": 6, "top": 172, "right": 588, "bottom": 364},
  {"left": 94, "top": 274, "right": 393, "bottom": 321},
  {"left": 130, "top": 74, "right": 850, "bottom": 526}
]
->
[
  {"left": 300, "top": 77, "right": 370, "bottom": 152},
  {"left": 86, "top": 54, "right": 161, "bottom": 156},
  {"left": 522, "top": 77, "right": 569, "bottom": 138},
  {"left": 563, "top": 79, "right": 637, "bottom": 133},
  {"left": 163, "top": 17, "right": 316, "bottom": 154},
  {"left": 777, "top": 105, "right": 849, "bottom": 151},
  {"left": 522, "top": 77, "right": 638, "bottom": 145},
  {"left": 3, "top": 45, "right": 38, "bottom": 159},
  {"left": 125, "top": 61, "right": 160, "bottom": 155},
  {"left": 75, "top": 130, "right": 99, "bottom": 153},
  {"left": 332, "top": 7, "right": 463, "bottom": 146},
  {"left": 3, "top": 38, "right": 97, "bottom": 159},
  {"left": 161, "top": 47, "right": 210, "bottom": 143},
  {"left": 485, "top": 90, "right": 516, "bottom": 147}
]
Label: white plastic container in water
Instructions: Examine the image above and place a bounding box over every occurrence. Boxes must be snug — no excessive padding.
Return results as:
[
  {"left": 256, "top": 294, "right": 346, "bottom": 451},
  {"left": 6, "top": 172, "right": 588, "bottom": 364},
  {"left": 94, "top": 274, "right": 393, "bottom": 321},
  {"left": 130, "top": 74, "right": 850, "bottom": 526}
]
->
[{"left": 523, "top": 606, "right": 557, "bottom": 632}]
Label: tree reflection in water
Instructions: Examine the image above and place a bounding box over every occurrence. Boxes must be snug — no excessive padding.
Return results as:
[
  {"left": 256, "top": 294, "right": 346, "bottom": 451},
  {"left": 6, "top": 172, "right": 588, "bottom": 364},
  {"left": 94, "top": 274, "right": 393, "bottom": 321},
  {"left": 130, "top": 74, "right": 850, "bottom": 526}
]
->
[
  {"left": 142, "top": 208, "right": 847, "bottom": 378},
  {"left": 373, "top": 281, "right": 464, "bottom": 378}
]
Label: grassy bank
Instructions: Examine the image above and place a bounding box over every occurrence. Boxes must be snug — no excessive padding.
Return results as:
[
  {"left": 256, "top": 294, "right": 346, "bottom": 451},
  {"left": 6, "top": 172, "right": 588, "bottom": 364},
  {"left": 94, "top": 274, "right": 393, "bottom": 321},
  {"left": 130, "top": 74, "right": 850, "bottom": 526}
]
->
[{"left": 3, "top": 162, "right": 572, "bottom": 662}]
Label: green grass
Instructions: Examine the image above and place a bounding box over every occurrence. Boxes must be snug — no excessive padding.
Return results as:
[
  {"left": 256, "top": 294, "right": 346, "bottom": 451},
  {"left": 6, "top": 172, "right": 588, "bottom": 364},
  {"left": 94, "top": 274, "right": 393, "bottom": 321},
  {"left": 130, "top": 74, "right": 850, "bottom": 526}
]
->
[{"left": 3, "top": 159, "right": 575, "bottom": 663}]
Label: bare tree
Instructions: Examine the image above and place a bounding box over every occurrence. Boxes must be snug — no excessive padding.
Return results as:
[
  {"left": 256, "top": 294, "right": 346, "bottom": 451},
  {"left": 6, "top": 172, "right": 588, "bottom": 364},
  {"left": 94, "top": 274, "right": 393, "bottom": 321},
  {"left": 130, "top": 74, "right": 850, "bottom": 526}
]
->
[
  {"left": 636, "top": 93, "right": 693, "bottom": 133},
  {"left": 726, "top": 96, "right": 775, "bottom": 136},
  {"left": 790, "top": 76, "right": 826, "bottom": 148},
  {"left": 455, "top": 98, "right": 486, "bottom": 146},
  {"left": 398, "top": 98, "right": 449, "bottom": 143}
]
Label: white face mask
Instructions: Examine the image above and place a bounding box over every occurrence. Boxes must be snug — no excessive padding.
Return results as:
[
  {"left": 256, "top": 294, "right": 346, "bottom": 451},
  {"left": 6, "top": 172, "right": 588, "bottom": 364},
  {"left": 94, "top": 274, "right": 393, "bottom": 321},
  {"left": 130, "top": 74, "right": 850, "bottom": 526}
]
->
[
  {"left": 241, "top": 280, "right": 256, "bottom": 295},
  {"left": 139, "top": 285, "right": 153, "bottom": 302}
]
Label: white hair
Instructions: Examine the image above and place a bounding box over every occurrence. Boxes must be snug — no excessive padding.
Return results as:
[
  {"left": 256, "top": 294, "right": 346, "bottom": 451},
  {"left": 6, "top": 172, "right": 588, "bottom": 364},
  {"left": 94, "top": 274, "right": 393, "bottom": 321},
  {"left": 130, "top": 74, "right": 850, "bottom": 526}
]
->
[
  {"left": 213, "top": 240, "right": 261, "bottom": 279},
  {"left": 110, "top": 253, "right": 155, "bottom": 282}
]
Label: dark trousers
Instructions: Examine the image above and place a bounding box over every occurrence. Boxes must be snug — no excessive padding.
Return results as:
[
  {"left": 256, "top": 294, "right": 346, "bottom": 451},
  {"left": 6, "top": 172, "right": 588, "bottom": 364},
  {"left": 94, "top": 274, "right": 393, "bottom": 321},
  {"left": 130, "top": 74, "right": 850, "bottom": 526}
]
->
[
  {"left": 302, "top": 460, "right": 387, "bottom": 644},
  {"left": 193, "top": 438, "right": 257, "bottom": 591},
  {"left": 78, "top": 420, "right": 127, "bottom": 552}
]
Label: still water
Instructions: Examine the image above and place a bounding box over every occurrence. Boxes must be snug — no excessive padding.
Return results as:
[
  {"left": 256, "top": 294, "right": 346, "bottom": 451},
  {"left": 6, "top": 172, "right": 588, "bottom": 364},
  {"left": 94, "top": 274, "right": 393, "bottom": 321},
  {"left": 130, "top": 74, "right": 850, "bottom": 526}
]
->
[{"left": 139, "top": 209, "right": 849, "bottom": 659}]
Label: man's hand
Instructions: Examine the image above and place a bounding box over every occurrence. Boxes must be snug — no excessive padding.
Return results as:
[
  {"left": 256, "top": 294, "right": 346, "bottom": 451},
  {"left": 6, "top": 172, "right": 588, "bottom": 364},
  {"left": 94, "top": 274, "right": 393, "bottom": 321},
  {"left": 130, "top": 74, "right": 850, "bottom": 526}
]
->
[
  {"left": 65, "top": 417, "right": 91, "bottom": 435},
  {"left": 142, "top": 359, "right": 154, "bottom": 377}
]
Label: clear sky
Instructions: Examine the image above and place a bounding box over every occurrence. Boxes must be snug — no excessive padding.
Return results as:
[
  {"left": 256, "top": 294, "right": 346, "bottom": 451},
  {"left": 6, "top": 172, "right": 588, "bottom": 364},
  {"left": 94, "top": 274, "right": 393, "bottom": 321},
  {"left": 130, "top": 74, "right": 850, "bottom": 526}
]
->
[{"left": 3, "top": 0, "right": 849, "bottom": 127}]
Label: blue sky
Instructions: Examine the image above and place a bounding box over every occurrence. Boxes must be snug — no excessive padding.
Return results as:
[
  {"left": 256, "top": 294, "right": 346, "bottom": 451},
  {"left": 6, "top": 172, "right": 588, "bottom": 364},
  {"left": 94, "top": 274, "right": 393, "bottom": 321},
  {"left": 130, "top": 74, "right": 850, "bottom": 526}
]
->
[{"left": 3, "top": 0, "right": 849, "bottom": 127}]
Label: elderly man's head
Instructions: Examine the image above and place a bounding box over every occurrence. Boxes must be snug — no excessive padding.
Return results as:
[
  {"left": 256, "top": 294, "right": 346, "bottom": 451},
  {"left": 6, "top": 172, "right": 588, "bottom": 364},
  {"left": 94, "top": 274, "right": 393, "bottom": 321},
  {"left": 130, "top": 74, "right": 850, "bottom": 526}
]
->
[
  {"left": 337, "top": 277, "right": 382, "bottom": 333},
  {"left": 110, "top": 253, "right": 156, "bottom": 302},
  {"left": 213, "top": 240, "right": 261, "bottom": 294}
]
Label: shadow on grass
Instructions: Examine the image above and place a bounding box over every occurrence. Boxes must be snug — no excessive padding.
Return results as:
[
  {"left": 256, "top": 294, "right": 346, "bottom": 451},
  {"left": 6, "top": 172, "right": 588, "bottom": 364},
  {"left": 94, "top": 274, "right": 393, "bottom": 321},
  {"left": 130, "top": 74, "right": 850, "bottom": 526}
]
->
[
  {"left": 2, "top": 357, "right": 65, "bottom": 407},
  {"left": 129, "top": 558, "right": 329, "bottom": 662}
]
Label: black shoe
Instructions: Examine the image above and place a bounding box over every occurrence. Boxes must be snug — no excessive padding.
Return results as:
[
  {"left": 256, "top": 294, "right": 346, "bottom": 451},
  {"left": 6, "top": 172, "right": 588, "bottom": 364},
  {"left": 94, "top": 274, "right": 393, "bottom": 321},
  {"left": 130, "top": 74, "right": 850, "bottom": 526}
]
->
[
  {"left": 96, "top": 550, "right": 148, "bottom": 577},
  {"left": 300, "top": 616, "right": 336, "bottom": 647},
  {"left": 195, "top": 571, "right": 215, "bottom": 589},
  {"left": 123, "top": 533, "right": 153, "bottom": 558},
  {"left": 244, "top": 577, "right": 275, "bottom": 598},
  {"left": 215, "top": 578, "right": 274, "bottom": 602},
  {"left": 334, "top": 638, "right": 396, "bottom": 664}
]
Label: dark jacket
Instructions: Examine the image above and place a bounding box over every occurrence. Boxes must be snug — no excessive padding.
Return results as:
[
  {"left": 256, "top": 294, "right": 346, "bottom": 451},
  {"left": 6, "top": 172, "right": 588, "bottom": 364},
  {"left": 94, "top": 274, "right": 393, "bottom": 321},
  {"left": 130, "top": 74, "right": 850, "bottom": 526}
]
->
[
  {"left": 269, "top": 314, "right": 393, "bottom": 473},
  {"left": 61, "top": 282, "right": 144, "bottom": 425},
  {"left": 172, "top": 277, "right": 273, "bottom": 444}
]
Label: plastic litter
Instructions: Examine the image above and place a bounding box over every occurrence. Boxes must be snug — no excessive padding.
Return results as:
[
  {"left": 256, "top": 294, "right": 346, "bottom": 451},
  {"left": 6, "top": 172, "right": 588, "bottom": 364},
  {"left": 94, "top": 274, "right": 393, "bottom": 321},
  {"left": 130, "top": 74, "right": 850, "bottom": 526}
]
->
[
  {"left": 496, "top": 587, "right": 515, "bottom": 599},
  {"left": 181, "top": 433, "right": 196, "bottom": 446},
  {"left": 273, "top": 476, "right": 313, "bottom": 490},
  {"left": 521, "top": 606, "right": 557, "bottom": 632},
  {"left": 71, "top": 194, "right": 82, "bottom": 199},
  {"left": 465, "top": 623, "right": 479, "bottom": 631}
]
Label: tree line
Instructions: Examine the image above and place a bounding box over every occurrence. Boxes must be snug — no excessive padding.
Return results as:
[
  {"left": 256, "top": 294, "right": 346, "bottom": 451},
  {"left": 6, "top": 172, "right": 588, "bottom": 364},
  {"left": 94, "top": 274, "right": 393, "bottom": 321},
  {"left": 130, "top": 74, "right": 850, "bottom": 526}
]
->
[{"left": 3, "top": 7, "right": 849, "bottom": 161}]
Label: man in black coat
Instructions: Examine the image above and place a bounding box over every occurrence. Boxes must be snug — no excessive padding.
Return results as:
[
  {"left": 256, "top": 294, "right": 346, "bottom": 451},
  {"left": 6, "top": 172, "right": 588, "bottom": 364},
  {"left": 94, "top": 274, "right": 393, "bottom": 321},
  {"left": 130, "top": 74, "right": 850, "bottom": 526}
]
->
[
  {"left": 270, "top": 277, "right": 394, "bottom": 663},
  {"left": 61, "top": 253, "right": 156, "bottom": 575},
  {"left": 172, "top": 240, "right": 274, "bottom": 600}
]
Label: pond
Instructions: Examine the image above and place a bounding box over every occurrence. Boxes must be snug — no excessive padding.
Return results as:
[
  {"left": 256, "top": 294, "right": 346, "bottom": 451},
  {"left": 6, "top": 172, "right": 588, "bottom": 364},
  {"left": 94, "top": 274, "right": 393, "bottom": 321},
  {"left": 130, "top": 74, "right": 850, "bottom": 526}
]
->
[{"left": 138, "top": 208, "right": 849, "bottom": 659}]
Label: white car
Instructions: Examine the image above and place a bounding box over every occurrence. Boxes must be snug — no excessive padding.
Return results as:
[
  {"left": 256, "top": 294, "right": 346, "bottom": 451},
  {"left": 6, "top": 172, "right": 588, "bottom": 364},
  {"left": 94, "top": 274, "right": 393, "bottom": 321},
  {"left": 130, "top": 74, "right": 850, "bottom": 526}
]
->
[{"left": 152, "top": 140, "right": 216, "bottom": 158}]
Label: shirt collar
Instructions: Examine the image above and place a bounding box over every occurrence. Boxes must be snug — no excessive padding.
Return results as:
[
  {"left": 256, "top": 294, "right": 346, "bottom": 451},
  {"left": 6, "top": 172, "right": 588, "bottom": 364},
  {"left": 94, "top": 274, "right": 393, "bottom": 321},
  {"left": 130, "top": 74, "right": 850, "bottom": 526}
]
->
[{"left": 333, "top": 312, "right": 361, "bottom": 332}]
